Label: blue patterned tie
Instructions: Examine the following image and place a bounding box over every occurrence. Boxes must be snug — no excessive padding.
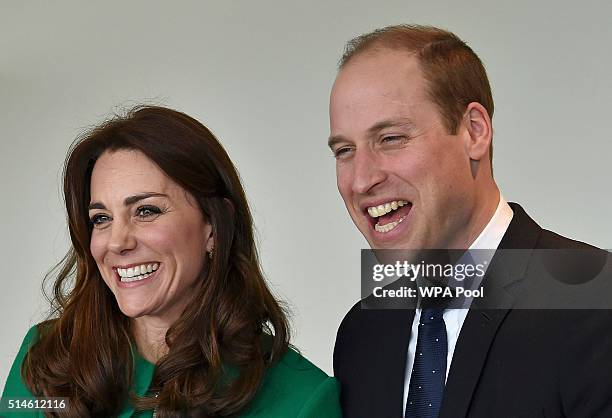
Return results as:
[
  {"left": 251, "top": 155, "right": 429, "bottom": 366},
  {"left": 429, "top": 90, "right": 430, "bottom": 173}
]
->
[{"left": 405, "top": 308, "right": 447, "bottom": 418}]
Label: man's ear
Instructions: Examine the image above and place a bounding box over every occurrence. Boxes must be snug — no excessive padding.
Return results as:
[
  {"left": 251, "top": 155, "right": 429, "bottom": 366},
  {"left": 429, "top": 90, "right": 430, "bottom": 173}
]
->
[{"left": 463, "top": 102, "right": 492, "bottom": 162}]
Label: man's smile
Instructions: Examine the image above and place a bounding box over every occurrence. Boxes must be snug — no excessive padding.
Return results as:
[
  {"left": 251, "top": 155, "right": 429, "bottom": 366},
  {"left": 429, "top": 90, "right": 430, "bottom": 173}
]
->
[{"left": 361, "top": 199, "right": 413, "bottom": 235}]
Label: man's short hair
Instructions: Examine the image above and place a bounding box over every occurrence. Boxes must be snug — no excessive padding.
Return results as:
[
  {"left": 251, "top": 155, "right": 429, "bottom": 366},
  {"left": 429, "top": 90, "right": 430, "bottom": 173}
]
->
[{"left": 340, "top": 25, "right": 494, "bottom": 162}]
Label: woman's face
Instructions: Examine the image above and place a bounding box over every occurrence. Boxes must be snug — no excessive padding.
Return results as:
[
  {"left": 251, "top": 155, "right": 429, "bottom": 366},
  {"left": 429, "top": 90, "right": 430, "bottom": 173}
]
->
[{"left": 88, "top": 149, "right": 213, "bottom": 321}]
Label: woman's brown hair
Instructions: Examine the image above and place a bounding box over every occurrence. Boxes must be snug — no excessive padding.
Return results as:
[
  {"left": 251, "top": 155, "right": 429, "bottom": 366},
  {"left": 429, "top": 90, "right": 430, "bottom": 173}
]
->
[{"left": 22, "top": 106, "right": 290, "bottom": 417}]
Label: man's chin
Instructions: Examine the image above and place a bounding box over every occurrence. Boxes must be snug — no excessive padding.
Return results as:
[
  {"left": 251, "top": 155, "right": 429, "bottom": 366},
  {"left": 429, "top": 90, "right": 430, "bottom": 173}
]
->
[{"left": 367, "top": 236, "right": 423, "bottom": 251}]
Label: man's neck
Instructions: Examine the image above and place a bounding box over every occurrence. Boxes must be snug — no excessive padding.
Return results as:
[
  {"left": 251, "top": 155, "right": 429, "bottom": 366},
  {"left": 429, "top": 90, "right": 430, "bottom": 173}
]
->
[{"left": 454, "top": 188, "right": 501, "bottom": 249}]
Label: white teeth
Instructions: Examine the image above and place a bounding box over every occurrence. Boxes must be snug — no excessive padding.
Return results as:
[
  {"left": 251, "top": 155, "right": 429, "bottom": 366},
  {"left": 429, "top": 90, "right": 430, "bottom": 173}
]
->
[
  {"left": 117, "top": 263, "right": 159, "bottom": 280},
  {"left": 374, "top": 215, "right": 407, "bottom": 233},
  {"left": 367, "top": 200, "right": 409, "bottom": 218},
  {"left": 121, "top": 273, "right": 146, "bottom": 283}
]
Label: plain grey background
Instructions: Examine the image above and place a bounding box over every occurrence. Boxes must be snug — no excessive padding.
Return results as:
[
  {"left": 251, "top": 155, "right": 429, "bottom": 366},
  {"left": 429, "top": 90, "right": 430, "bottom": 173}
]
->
[{"left": 1, "top": 1, "right": 611, "bottom": 392}]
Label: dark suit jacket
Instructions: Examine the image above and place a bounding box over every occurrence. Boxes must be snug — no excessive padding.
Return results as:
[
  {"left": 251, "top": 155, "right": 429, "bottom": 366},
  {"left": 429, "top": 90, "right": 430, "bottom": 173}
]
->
[{"left": 333, "top": 203, "right": 612, "bottom": 417}]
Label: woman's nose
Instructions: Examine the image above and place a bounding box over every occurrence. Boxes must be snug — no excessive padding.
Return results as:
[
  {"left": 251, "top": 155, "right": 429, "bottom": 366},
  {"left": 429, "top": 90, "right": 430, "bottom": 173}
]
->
[{"left": 107, "top": 220, "right": 137, "bottom": 255}]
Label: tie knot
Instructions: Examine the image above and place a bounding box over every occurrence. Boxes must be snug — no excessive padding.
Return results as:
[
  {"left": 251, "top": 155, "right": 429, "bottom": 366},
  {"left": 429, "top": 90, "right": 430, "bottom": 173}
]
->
[{"left": 420, "top": 308, "right": 444, "bottom": 324}]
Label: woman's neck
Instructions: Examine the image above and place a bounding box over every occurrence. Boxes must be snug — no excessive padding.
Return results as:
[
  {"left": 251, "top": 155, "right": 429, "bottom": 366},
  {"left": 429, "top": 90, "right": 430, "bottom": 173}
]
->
[{"left": 131, "top": 316, "right": 172, "bottom": 363}]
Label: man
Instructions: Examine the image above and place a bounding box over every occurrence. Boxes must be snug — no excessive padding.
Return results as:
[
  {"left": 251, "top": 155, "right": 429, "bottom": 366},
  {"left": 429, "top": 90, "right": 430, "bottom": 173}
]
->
[{"left": 329, "top": 25, "right": 612, "bottom": 417}]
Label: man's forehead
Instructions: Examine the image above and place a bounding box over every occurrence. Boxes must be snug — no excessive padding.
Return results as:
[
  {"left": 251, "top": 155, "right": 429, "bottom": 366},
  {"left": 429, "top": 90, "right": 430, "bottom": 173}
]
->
[{"left": 333, "top": 52, "right": 424, "bottom": 101}]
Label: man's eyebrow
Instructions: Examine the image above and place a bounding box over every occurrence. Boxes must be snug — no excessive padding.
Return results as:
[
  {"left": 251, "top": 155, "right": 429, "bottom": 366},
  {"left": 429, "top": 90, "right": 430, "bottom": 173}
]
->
[
  {"left": 327, "top": 119, "right": 415, "bottom": 149},
  {"left": 366, "top": 118, "right": 415, "bottom": 135},
  {"left": 327, "top": 135, "right": 348, "bottom": 150},
  {"left": 88, "top": 192, "right": 168, "bottom": 211}
]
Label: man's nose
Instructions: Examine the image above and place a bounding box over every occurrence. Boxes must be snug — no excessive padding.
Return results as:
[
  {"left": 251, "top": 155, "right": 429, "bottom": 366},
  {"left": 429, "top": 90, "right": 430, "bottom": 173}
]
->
[
  {"left": 107, "top": 220, "right": 137, "bottom": 255},
  {"left": 351, "top": 148, "right": 386, "bottom": 194}
]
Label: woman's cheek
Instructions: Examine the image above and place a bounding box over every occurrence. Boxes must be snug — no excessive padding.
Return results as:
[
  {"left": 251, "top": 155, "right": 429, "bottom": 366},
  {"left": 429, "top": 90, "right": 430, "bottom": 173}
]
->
[{"left": 89, "top": 232, "right": 106, "bottom": 263}]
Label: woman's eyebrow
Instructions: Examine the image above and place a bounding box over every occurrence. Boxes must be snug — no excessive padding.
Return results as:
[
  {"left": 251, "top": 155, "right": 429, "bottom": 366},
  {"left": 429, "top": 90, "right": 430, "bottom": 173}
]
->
[{"left": 88, "top": 192, "right": 168, "bottom": 210}]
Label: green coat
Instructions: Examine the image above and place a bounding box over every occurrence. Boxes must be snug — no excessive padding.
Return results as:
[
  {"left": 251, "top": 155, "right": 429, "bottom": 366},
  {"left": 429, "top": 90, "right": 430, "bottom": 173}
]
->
[{"left": 2, "top": 326, "right": 342, "bottom": 417}]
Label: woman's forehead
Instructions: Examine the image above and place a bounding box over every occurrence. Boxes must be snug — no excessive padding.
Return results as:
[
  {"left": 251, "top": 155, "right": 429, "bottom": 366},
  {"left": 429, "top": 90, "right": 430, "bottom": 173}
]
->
[{"left": 90, "top": 150, "right": 181, "bottom": 202}]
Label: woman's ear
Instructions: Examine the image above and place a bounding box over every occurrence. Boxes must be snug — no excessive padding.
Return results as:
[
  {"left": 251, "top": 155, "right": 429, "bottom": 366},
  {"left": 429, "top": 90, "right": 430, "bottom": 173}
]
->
[
  {"left": 204, "top": 199, "right": 233, "bottom": 255},
  {"left": 204, "top": 222, "right": 214, "bottom": 254}
]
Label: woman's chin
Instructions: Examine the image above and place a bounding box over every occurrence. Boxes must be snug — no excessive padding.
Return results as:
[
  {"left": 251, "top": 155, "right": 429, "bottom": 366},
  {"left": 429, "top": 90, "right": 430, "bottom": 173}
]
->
[{"left": 116, "top": 299, "right": 151, "bottom": 318}]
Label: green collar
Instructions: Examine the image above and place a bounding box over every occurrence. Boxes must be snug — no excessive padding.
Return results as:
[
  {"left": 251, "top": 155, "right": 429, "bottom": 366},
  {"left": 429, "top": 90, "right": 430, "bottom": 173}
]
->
[{"left": 117, "top": 348, "right": 156, "bottom": 418}]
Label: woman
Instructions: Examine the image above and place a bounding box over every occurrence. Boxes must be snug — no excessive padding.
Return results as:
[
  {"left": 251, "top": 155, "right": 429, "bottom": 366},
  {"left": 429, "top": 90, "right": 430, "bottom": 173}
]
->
[{"left": 2, "top": 106, "right": 341, "bottom": 417}]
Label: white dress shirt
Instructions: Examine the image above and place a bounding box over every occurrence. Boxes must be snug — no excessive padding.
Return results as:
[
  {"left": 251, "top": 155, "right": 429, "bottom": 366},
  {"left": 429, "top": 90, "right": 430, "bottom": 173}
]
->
[{"left": 402, "top": 194, "right": 514, "bottom": 412}]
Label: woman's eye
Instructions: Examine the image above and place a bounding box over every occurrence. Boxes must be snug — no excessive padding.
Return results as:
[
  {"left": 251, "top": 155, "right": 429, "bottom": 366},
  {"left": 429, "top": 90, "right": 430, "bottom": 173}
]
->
[
  {"left": 90, "top": 214, "right": 111, "bottom": 228},
  {"left": 136, "top": 205, "right": 162, "bottom": 219}
]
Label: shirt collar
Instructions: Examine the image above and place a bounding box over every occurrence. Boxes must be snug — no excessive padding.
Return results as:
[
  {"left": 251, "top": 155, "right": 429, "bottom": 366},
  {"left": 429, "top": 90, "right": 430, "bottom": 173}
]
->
[{"left": 469, "top": 193, "right": 514, "bottom": 251}]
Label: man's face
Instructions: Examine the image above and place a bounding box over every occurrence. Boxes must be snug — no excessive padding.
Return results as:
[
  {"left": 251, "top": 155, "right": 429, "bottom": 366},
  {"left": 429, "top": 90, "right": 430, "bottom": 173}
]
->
[{"left": 329, "top": 49, "right": 477, "bottom": 250}]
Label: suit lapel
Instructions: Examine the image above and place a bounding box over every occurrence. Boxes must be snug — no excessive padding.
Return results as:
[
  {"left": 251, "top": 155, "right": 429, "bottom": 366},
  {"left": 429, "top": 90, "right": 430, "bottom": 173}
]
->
[
  {"left": 438, "top": 308, "right": 509, "bottom": 418},
  {"left": 438, "top": 203, "right": 542, "bottom": 418},
  {"left": 344, "top": 273, "right": 418, "bottom": 417},
  {"left": 372, "top": 308, "right": 416, "bottom": 416}
]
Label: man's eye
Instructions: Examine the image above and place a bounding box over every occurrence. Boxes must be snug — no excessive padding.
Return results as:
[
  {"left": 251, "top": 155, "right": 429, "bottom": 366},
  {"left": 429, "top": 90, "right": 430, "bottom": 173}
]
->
[
  {"left": 136, "top": 205, "right": 162, "bottom": 219},
  {"left": 382, "top": 136, "right": 403, "bottom": 144},
  {"left": 90, "top": 214, "right": 111, "bottom": 227},
  {"left": 333, "top": 147, "right": 353, "bottom": 159},
  {"left": 379, "top": 135, "right": 410, "bottom": 150}
]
